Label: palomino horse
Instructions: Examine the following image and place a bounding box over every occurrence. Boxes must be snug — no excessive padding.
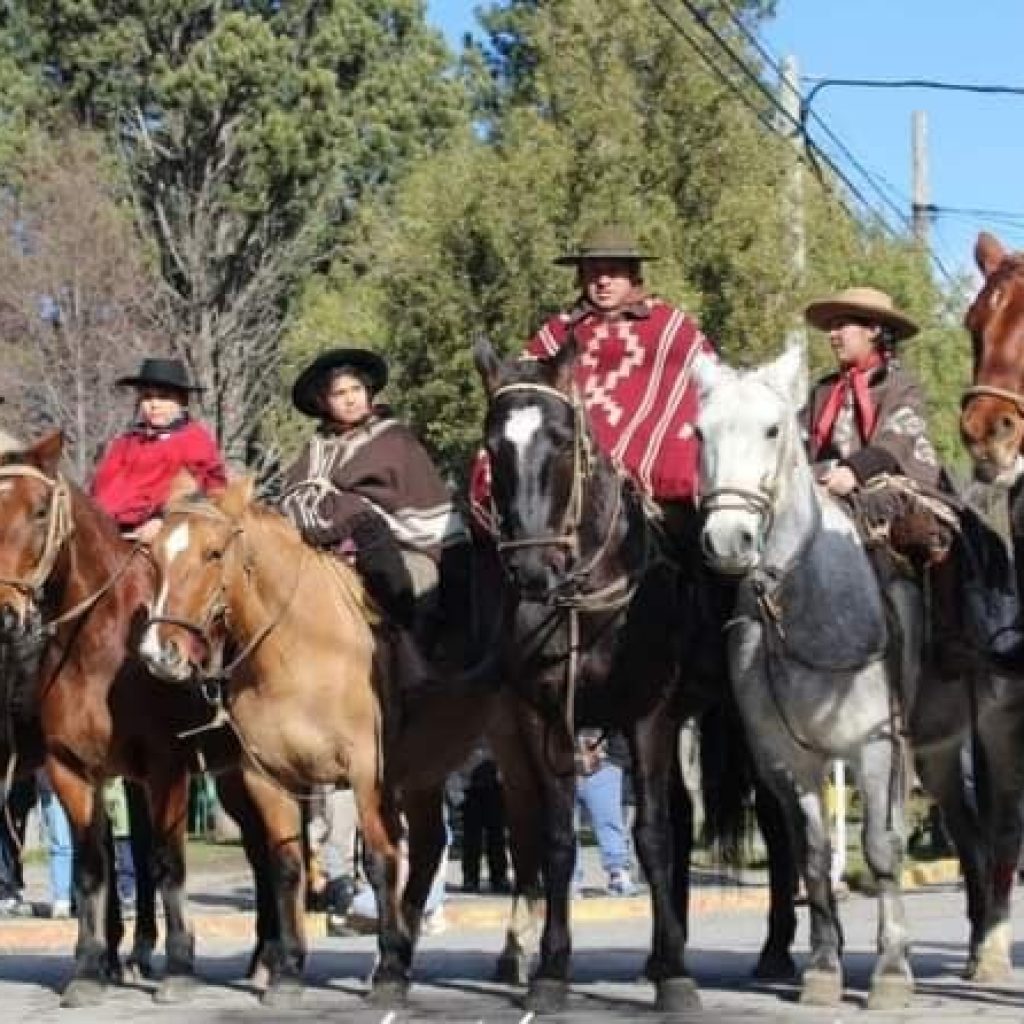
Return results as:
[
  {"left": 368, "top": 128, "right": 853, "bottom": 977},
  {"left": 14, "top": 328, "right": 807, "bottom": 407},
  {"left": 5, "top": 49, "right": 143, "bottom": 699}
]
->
[
  {"left": 696, "top": 343, "right": 919, "bottom": 1010},
  {"left": 136, "top": 479, "right": 513, "bottom": 1007},
  {"left": 471, "top": 338, "right": 789, "bottom": 1013},
  {"left": 0, "top": 431, "right": 263, "bottom": 1006}
]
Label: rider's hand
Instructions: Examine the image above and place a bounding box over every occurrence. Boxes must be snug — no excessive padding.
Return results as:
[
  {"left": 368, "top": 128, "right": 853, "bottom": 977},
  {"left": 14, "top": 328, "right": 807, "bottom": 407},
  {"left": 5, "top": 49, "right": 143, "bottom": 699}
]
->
[{"left": 821, "top": 466, "right": 858, "bottom": 497}]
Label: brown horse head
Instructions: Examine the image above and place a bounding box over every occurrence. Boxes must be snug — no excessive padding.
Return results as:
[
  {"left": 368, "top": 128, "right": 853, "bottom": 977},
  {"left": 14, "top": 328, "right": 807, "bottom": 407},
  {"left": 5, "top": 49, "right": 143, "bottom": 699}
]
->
[
  {"left": 139, "top": 477, "right": 255, "bottom": 683},
  {"left": 0, "top": 431, "right": 72, "bottom": 633},
  {"left": 961, "top": 232, "right": 1024, "bottom": 483}
]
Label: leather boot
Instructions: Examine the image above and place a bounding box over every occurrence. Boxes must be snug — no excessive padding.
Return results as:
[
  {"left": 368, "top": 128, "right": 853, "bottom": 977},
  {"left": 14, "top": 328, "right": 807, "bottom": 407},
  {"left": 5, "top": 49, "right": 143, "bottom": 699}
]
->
[{"left": 349, "top": 512, "right": 416, "bottom": 630}]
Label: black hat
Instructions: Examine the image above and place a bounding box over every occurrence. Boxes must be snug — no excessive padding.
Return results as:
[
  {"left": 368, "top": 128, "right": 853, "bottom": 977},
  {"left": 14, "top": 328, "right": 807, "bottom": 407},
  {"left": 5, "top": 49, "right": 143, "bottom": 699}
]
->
[
  {"left": 116, "top": 357, "right": 203, "bottom": 393},
  {"left": 291, "top": 348, "right": 388, "bottom": 419}
]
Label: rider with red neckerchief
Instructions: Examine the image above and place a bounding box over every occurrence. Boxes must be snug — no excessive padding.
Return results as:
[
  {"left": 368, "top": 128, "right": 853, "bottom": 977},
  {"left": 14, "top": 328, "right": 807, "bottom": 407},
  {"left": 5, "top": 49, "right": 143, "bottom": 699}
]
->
[{"left": 802, "top": 286, "right": 965, "bottom": 678}]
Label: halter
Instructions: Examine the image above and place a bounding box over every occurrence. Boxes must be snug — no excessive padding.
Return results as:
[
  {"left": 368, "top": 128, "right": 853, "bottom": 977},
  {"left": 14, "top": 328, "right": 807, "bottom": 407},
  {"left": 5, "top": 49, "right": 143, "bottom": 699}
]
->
[
  {"left": 145, "top": 502, "right": 296, "bottom": 686},
  {"left": 961, "top": 383, "right": 1024, "bottom": 416},
  {"left": 0, "top": 465, "right": 74, "bottom": 601},
  {"left": 698, "top": 412, "right": 796, "bottom": 562}
]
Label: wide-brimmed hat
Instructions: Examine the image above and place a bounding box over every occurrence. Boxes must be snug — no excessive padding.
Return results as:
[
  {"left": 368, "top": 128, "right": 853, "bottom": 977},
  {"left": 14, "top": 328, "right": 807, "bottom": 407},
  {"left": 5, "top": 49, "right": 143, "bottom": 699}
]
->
[
  {"left": 116, "top": 357, "right": 203, "bottom": 392},
  {"left": 553, "top": 225, "right": 659, "bottom": 266},
  {"left": 803, "top": 286, "right": 919, "bottom": 341},
  {"left": 291, "top": 347, "right": 388, "bottom": 419}
]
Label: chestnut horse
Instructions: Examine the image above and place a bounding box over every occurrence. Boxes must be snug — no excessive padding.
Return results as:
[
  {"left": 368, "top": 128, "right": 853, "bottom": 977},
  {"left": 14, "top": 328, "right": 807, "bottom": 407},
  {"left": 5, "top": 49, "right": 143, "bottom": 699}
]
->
[
  {"left": 0, "top": 431, "right": 278, "bottom": 1006},
  {"left": 136, "top": 479, "right": 515, "bottom": 1007}
]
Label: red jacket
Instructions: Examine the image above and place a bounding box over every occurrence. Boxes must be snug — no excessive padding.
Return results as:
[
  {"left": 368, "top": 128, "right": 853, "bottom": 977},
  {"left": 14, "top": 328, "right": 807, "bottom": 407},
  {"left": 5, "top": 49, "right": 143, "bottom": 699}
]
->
[{"left": 91, "top": 418, "right": 227, "bottom": 528}]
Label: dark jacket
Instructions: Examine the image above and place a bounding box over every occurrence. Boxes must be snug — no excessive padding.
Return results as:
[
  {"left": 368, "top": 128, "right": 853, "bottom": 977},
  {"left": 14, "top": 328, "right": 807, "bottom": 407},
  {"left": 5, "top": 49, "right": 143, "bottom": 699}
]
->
[
  {"left": 805, "top": 358, "right": 941, "bottom": 492},
  {"left": 279, "top": 411, "right": 464, "bottom": 560}
]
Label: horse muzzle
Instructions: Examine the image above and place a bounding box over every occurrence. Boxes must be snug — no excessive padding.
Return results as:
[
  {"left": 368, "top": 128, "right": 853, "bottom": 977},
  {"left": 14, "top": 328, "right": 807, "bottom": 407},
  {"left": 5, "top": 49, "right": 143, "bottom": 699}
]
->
[
  {"left": 699, "top": 511, "right": 761, "bottom": 577},
  {"left": 138, "top": 623, "right": 206, "bottom": 684},
  {"left": 0, "top": 591, "right": 41, "bottom": 640}
]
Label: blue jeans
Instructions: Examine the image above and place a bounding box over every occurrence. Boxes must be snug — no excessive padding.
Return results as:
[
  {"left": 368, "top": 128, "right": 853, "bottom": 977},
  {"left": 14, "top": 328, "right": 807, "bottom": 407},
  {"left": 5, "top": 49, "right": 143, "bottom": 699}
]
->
[
  {"left": 37, "top": 775, "right": 73, "bottom": 904},
  {"left": 576, "top": 764, "right": 629, "bottom": 875}
]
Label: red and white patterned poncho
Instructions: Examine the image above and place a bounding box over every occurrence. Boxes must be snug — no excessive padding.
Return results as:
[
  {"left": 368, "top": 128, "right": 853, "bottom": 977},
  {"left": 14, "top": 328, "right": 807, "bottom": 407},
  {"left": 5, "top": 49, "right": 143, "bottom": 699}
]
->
[{"left": 526, "top": 297, "right": 714, "bottom": 501}]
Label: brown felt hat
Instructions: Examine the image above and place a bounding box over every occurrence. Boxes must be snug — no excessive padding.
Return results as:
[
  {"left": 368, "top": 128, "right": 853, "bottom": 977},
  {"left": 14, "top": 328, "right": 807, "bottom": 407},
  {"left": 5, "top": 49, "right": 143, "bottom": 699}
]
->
[
  {"left": 803, "top": 286, "right": 919, "bottom": 341},
  {"left": 554, "top": 225, "right": 659, "bottom": 266}
]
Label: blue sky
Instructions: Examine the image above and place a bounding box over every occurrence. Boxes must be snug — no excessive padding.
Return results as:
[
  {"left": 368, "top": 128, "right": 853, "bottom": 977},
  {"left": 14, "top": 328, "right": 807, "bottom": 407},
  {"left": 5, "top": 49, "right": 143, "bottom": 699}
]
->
[{"left": 426, "top": 1, "right": 1024, "bottom": 279}]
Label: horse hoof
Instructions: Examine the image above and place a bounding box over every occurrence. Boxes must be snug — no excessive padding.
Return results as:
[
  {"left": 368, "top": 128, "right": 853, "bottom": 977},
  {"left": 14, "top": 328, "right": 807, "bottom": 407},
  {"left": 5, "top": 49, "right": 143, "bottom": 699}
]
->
[
  {"left": 154, "top": 974, "right": 199, "bottom": 1005},
  {"left": 524, "top": 978, "right": 568, "bottom": 1015},
  {"left": 972, "top": 957, "right": 1012, "bottom": 984},
  {"left": 494, "top": 954, "right": 529, "bottom": 986},
  {"left": 867, "top": 974, "right": 913, "bottom": 1011},
  {"left": 123, "top": 959, "right": 151, "bottom": 985},
  {"left": 249, "top": 960, "right": 271, "bottom": 991},
  {"left": 61, "top": 978, "right": 106, "bottom": 1008},
  {"left": 800, "top": 969, "right": 842, "bottom": 1006},
  {"left": 655, "top": 977, "right": 700, "bottom": 1013},
  {"left": 366, "top": 978, "right": 410, "bottom": 1007},
  {"left": 261, "top": 978, "right": 305, "bottom": 1010},
  {"left": 753, "top": 951, "right": 798, "bottom": 981}
]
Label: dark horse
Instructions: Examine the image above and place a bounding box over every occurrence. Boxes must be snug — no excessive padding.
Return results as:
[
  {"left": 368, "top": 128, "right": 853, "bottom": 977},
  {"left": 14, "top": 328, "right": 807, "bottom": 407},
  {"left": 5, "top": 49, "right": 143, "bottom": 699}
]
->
[
  {"left": 0, "top": 431, "right": 281, "bottom": 1006},
  {"left": 472, "top": 338, "right": 792, "bottom": 1013}
]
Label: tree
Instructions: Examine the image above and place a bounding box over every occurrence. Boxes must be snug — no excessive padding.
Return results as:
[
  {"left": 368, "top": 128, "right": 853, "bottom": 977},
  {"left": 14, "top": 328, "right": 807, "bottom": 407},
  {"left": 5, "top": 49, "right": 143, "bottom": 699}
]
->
[
  {"left": 0, "top": 133, "right": 160, "bottom": 478},
  {"left": 289, "top": 0, "right": 956, "bottom": 473},
  {"left": 6, "top": 2, "right": 472, "bottom": 468}
]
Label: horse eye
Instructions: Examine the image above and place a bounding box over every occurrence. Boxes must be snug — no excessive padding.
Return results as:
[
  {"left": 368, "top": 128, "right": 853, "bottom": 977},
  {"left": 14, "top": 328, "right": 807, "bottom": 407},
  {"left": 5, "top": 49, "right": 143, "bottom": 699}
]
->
[
  {"left": 32, "top": 504, "right": 49, "bottom": 522},
  {"left": 202, "top": 547, "right": 223, "bottom": 563},
  {"left": 766, "top": 424, "right": 780, "bottom": 439}
]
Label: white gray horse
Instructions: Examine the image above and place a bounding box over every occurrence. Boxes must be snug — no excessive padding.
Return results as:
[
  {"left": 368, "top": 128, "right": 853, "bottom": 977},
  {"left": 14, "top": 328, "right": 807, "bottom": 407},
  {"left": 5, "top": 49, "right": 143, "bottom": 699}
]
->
[{"left": 695, "top": 342, "right": 920, "bottom": 1010}]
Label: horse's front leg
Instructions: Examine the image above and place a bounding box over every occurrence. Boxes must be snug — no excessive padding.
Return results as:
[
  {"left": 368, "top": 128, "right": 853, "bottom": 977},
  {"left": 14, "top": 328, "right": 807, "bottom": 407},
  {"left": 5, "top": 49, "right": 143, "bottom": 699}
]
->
[
  {"left": 629, "top": 710, "right": 700, "bottom": 1014},
  {"left": 521, "top": 710, "right": 576, "bottom": 1016},
  {"left": 752, "top": 778, "right": 798, "bottom": 980},
  {"left": 401, "top": 784, "right": 447, "bottom": 943},
  {"left": 490, "top": 712, "right": 545, "bottom": 986},
  {"left": 859, "top": 736, "right": 914, "bottom": 1010},
  {"left": 214, "top": 768, "right": 280, "bottom": 990},
  {"left": 239, "top": 768, "right": 307, "bottom": 1008},
  {"left": 123, "top": 779, "right": 158, "bottom": 983},
  {"left": 145, "top": 765, "right": 199, "bottom": 1004},
  {"left": 48, "top": 762, "right": 114, "bottom": 1007},
  {"left": 767, "top": 761, "right": 844, "bottom": 1007}
]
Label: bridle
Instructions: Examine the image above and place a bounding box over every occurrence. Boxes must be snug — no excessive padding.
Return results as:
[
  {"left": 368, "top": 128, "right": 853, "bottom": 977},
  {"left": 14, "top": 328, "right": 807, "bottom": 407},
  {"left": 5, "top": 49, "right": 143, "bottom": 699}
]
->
[
  {"left": 0, "top": 464, "right": 145, "bottom": 637},
  {"left": 485, "top": 380, "right": 632, "bottom": 610},
  {"left": 698, "top": 409, "right": 796, "bottom": 565},
  {"left": 961, "top": 383, "right": 1024, "bottom": 417},
  {"left": 145, "top": 502, "right": 304, "bottom": 688}
]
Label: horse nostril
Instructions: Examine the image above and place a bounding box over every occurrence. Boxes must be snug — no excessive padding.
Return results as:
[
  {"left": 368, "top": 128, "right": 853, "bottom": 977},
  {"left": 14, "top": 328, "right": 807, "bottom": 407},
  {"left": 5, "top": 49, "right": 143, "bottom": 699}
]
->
[{"left": 0, "top": 603, "right": 20, "bottom": 633}]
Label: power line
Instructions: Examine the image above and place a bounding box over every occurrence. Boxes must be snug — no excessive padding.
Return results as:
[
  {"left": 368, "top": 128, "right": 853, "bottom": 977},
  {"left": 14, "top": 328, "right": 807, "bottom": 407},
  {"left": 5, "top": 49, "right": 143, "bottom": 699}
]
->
[
  {"left": 650, "top": 0, "right": 956, "bottom": 283},
  {"left": 803, "top": 76, "right": 1024, "bottom": 108}
]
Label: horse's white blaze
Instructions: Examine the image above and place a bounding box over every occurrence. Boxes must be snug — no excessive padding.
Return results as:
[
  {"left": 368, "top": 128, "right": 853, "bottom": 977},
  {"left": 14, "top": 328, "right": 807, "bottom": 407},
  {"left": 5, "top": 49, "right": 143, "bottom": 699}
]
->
[
  {"left": 139, "top": 522, "right": 190, "bottom": 661},
  {"left": 994, "top": 454, "right": 1024, "bottom": 487},
  {"left": 504, "top": 405, "right": 543, "bottom": 463}
]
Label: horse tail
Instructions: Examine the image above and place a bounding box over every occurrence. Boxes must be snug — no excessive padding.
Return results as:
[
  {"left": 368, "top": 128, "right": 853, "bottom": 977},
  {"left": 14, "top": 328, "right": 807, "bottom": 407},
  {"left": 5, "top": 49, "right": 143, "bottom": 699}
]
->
[{"left": 698, "top": 696, "right": 756, "bottom": 870}]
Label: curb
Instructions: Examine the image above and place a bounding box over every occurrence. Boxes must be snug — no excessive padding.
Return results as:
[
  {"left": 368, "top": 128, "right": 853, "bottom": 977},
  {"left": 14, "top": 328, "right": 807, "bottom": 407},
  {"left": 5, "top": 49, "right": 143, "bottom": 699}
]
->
[
  {"left": 0, "top": 862, "right": 962, "bottom": 954},
  {"left": 0, "top": 887, "right": 769, "bottom": 954}
]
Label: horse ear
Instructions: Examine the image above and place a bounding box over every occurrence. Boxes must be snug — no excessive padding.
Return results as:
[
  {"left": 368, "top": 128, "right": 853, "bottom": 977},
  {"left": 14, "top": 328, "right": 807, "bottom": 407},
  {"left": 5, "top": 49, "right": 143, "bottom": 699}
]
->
[
  {"left": 693, "top": 350, "right": 728, "bottom": 402},
  {"left": 29, "top": 430, "right": 64, "bottom": 476},
  {"left": 473, "top": 335, "right": 503, "bottom": 396},
  {"left": 549, "top": 335, "right": 578, "bottom": 395},
  {"left": 167, "top": 470, "right": 200, "bottom": 505},
  {"left": 217, "top": 477, "right": 255, "bottom": 519},
  {"left": 763, "top": 340, "right": 808, "bottom": 409},
  {"left": 976, "top": 232, "right": 1007, "bottom": 278}
]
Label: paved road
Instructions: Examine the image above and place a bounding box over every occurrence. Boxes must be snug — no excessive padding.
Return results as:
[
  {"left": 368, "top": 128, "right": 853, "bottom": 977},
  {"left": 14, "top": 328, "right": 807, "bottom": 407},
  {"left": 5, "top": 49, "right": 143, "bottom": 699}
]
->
[{"left": 1, "top": 880, "right": 1023, "bottom": 1022}]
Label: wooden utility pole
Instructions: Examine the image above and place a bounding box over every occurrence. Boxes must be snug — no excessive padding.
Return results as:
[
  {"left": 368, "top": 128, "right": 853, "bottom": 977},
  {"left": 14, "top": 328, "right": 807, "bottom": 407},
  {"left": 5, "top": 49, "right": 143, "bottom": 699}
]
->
[{"left": 911, "top": 110, "right": 932, "bottom": 247}]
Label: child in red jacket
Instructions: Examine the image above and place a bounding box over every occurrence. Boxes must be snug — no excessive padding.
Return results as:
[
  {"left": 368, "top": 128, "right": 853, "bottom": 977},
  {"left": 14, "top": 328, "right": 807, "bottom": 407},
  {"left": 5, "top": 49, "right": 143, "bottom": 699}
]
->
[{"left": 91, "top": 357, "right": 226, "bottom": 541}]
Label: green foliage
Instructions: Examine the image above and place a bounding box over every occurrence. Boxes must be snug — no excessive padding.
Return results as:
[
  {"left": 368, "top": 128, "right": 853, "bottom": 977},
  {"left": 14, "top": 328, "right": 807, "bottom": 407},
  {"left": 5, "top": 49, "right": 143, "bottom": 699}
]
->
[{"left": 288, "top": 0, "right": 962, "bottom": 475}]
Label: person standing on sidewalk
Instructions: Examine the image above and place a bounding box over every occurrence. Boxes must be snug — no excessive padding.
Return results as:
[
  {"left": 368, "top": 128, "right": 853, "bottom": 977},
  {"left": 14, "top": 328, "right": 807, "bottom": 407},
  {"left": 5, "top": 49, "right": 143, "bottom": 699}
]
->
[
  {"left": 575, "top": 731, "right": 636, "bottom": 896},
  {"left": 0, "top": 776, "right": 36, "bottom": 916},
  {"left": 36, "top": 771, "right": 73, "bottom": 917}
]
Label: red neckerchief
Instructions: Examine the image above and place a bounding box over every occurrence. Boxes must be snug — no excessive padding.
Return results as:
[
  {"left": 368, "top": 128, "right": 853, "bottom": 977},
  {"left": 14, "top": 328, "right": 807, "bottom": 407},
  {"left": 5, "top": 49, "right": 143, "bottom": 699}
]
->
[{"left": 812, "top": 351, "right": 885, "bottom": 458}]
